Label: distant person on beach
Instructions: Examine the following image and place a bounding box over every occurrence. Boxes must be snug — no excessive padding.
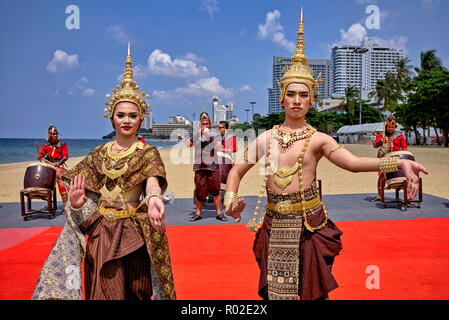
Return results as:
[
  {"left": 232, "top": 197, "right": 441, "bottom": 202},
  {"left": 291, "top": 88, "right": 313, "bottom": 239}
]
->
[
  {"left": 37, "top": 124, "right": 69, "bottom": 207},
  {"left": 185, "top": 110, "right": 227, "bottom": 222},
  {"left": 371, "top": 115, "right": 408, "bottom": 202},
  {"left": 224, "top": 9, "right": 427, "bottom": 300},
  {"left": 32, "top": 44, "right": 176, "bottom": 300},
  {"left": 215, "top": 120, "right": 237, "bottom": 202}
]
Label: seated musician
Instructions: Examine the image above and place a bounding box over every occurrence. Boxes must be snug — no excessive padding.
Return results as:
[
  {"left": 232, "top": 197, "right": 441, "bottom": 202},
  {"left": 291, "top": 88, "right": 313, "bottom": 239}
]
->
[
  {"left": 371, "top": 115, "right": 408, "bottom": 202},
  {"left": 37, "top": 124, "right": 69, "bottom": 206}
]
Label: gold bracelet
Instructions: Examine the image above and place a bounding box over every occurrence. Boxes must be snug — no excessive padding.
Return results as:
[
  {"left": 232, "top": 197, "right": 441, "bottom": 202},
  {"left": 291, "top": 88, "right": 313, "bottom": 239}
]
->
[
  {"left": 145, "top": 191, "right": 162, "bottom": 205},
  {"left": 379, "top": 157, "right": 399, "bottom": 173},
  {"left": 68, "top": 201, "right": 83, "bottom": 211},
  {"left": 224, "top": 191, "right": 238, "bottom": 207}
]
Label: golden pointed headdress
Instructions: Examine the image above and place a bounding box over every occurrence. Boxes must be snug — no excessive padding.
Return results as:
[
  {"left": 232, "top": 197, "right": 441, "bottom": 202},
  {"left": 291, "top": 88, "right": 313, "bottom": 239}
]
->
[
  {"left": 279, "top": 8, "right": 321, "bottom": 104},
  {"left": 199, "top": 108, "right": 210, "bottom": 122},
  {"left": 104, "top": 43, "right": 150, "bottom": 120}
]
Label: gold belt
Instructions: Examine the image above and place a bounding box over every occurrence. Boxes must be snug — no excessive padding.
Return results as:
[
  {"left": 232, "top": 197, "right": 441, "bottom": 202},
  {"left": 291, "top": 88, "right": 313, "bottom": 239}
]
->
[
  {"left": 98, "top": 206, "right": 137, "bottom": 221},
  {"left": 266, "top": 195, "right": 322, "bottom": 215}
]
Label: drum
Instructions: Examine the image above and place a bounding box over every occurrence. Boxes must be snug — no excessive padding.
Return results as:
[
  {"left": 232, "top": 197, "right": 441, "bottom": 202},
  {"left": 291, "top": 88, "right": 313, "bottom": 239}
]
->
[
  {"left": 23, "top": 162, "right": 56, "bottom": 189},
  {"left": 385, "top": 151, "right": 415, "bottom": 189}
]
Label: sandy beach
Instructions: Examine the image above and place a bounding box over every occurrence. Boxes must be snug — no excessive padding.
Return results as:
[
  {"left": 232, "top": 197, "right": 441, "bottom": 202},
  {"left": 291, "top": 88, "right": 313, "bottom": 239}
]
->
[{"left": 1, "top": 143, "right": 448, "bottom": 203}]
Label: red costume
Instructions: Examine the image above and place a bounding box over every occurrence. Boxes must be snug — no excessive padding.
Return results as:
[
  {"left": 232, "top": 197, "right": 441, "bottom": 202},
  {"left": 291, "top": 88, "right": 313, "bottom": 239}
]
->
[
  {"left": 39, "top": 139, "right": 69, "bottom": 203},
  {"left": 39, "top": 141, "right": 69, "bottom": 165},
  {"left": 372, "top": 119, "right": 408, "bottom": 199},
  {"left": 373, "top": 132, "right": 407, "bottom": 151}
]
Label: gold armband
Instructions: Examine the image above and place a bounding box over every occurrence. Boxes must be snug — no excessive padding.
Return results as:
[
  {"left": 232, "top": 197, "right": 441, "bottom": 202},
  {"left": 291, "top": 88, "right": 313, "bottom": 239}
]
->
[
  {"left": 243, "top": 147, "right": 257, "bottom": 163},
  {"left": 379, "top": 157, "right": 399, "bottom": 173},
  {"left": 224, "top": 191, "right": 238, "bottom": 208},
  {"left": 243, "top": 147, "right": 249, "bottom": 162},
  {"left": 329, "top": 144, "right": 344, "bottom": 155}
]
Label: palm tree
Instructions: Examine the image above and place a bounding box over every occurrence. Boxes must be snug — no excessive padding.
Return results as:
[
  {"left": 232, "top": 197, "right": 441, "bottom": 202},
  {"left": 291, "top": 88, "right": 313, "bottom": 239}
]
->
[
  {"left": 369, "top": 72, "right": 402, "bottom": 119},
  {"left": 415, "top": 50, "right": 444, "bottom": 74},
  {"left": 395, "top": 57, "right": 414, "bottom": 87},
  {"left": 341, "top": 85, "right": 359, "bottom": 125}
]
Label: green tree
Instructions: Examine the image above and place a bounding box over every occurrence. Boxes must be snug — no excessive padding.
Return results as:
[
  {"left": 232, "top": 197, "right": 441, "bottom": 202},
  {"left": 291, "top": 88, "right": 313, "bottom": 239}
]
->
[
  {"left": 415, "top": 50, "right": 444, "bottom": 74},
  {"left": 252, "top": 112, "right": 285, "bottom": 131},
  {"left": 395, "top": 57, "right": 414, "bottom": 86},
  {"left": 401, "top": 69, "right": 449, "bottom": 147},
  {"left": 340, "top": 85, "right": 359, "bottom": 125},
  {"left": 369, "top": 72, "right": 402, "bottom": 116}
]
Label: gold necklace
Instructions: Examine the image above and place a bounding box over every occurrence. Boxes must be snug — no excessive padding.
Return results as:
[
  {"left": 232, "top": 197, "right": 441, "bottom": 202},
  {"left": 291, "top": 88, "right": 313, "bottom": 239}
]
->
[
  {"left": 269, "top": 160, "right": 300, "bottom": 190},
  {"left": 106, "top": 140, "right": 143, "bottom": 162},
  {"left": 276, "top": 124, "right": 313, "bottom": 153}
]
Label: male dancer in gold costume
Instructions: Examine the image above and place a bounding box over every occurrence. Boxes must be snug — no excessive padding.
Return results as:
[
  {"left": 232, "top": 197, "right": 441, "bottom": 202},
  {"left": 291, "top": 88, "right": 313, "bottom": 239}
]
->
[
  {"left": 224, "top": 9, "right": 427, "bottom": 300},
  {"left": 32, "top": 44, "right": 176, "bottom": 300}
]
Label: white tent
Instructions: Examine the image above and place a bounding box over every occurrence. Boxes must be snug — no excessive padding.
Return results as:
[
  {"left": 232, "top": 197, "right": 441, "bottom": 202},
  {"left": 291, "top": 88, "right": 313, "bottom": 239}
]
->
[{"left": 336, "top": 122, "right": 404, "bottom": 135}]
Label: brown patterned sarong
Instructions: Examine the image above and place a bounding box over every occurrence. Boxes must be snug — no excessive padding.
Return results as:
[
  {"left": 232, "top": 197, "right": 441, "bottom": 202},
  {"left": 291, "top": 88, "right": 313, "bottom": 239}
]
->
[
  {"left": 80, "top": 214, "right": 149, "bottom": 300},
  {"left": 194, "top": 169, "right": 220, "bottom": 201},
  {"left": 253, "top": 182, "right": 343, "bottom": 300},
  {"left": 80, "top": 211, "right": 176, "bottom": 300}
]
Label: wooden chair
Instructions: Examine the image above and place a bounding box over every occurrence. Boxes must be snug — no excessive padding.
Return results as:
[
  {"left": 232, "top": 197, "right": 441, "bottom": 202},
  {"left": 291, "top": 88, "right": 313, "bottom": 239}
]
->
[
  {"left": 20, "top": 162, "right": 58, "bottom": 221},
  {"left": 20, "top": 187, "right": 57, "bottom": 220},
  {"left": 380, "top": 177, "right": 423, "bottom": 211}
]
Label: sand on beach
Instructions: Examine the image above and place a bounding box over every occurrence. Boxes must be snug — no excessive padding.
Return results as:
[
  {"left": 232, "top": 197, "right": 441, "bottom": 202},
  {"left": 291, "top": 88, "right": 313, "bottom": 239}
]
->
[{"left": 1, "top": 143, "right": 448, "bottom": 204}]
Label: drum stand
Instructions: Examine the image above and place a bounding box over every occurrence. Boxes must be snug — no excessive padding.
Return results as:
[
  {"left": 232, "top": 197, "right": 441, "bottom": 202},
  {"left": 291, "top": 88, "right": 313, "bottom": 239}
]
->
[
  {"left": 20, "top": 187, "right": 57, "bottom": 220},
  {"left": 380, "top": 178, "right": 423, "bottom": 211}
]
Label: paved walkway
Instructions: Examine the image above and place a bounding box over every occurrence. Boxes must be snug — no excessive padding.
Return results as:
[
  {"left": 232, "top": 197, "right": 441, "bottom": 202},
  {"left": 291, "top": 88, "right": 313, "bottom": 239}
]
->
[{"left": 1, "top": 193, "right": 448, "bottom": 229}]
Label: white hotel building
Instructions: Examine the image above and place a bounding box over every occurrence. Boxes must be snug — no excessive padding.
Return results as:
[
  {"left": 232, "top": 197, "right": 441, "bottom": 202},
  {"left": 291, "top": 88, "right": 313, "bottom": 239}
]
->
[{"left": 330, "top": 38, "right": 405, "bottom": 100}]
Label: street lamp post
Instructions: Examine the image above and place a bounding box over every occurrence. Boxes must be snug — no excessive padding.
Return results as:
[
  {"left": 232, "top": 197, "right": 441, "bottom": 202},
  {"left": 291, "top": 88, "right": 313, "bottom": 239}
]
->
[
  {"left": 245, "top": 109, "right": 250, "bottom": 123},
  {"left": 353, "top": 47, "right": 368, "bottom": 125},
  {"left": 250, "top": 101, "right": 256, "bottom": 122}
]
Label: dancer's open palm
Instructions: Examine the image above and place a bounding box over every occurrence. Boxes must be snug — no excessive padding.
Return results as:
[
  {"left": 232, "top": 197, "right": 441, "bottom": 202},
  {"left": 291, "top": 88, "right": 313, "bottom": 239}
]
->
[{"left": 69, "top": 174, "right": 87, "bottom": 208}]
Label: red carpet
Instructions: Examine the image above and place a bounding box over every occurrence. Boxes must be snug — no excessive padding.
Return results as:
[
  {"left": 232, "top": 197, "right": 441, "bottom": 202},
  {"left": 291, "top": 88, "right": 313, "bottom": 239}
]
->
[{"left": 1, "top": 218, "right": 449, "bottom": 300}]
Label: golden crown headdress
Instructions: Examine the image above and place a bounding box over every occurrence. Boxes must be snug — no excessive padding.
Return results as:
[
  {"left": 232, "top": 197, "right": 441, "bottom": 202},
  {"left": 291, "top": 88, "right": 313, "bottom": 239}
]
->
[
  {"left": 199, "top": 108, "right": 210, "bottom": 122},
  {"left": 104, "top": 43, "right": 150, "bottom": 120},
  {"left": 278, "top": 8, "right": 322, "bottom": 104}
]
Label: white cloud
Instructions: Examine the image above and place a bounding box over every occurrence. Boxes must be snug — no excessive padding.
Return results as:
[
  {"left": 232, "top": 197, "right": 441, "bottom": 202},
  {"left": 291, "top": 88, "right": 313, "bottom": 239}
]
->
[
  {"left": 257, "top": 10, "right": 295, "bottom": 53},
  {"left": 336, "top": 23, "right": 407, "bottom": 51},
  {"left": 175, "top": 77, "right": 233, "bottom": 98},
  {"left": 82, "top": 88, "right": 96, "bottom": 97},
  {"left": 421, "top": 0, "right": 440, "bottom": 13},
  {"left": 152, "top": 76, "right": 233, "bottom": 106},
  {"left": 177, "top": 52, "right": 206, "bottom": 64},
  {"left": 107, "top": 25, "right": 130, "bottom": 44},
  {"left": 238, "top": 85, "right": 251, "bottom": 92},
  {"left": 140, "top": 49, "right": 209, "bottom": 78},
  {"left": 46, "top": 50, "right": 79, "bottom": 73},
  {"left": 199, "top": 0, "right": 219, "bottom": 20},
  {"left": 75, "top": 77, "right": 88, "bottom": 89},
  {"left": 339, "top": 23, "right": 367, "bottom": 45},
  {"left": 75, "top": 77, "right": 95, "bottom": 97}
]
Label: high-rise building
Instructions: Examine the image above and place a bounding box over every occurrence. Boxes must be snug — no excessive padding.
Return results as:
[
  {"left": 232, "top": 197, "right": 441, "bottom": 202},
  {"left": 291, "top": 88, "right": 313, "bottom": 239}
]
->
[
  {"left": 268, "top": 56, "right": 330, "bottom": 114},
  {"left": 330, "top": 38, "right": 405, "bottom": 100},
  {"left": 211, "top": 96, "right": 234, "bottom": 124},
  {"left": 141, "top": 111, "right": 152, "bottom": 130}
]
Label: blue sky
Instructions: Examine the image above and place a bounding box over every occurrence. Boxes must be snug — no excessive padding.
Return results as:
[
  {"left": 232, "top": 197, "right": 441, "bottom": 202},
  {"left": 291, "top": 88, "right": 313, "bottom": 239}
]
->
[{"left": 1, "top": 0, "right": 448, "bottom": 138}]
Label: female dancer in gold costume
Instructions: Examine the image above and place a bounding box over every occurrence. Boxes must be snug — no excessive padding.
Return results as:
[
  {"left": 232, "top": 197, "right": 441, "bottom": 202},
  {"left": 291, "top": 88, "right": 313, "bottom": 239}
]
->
[{"left": 32, "top": 44, "right": 176, "bottom": 300}]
